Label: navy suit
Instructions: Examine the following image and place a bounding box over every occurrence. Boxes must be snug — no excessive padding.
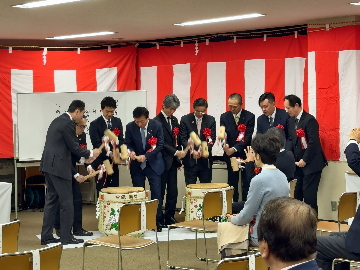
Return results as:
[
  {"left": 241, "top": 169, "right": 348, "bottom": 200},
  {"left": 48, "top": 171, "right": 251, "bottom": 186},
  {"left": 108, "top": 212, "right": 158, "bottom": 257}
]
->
[
  {"left": 286, "top": 110, "right": 327, "bottom": 213},
  {"left": 316, "top": 142, "right": 360, "bottom": 270},
  {"left": 89, "top": 116, "right": 124, "bottom": 191},
  {"left": 125, "top": 119, "right": 164, "bottom": 220},
  {"left": 179, "top": 113, "right": 216, "bottom": 185},
  {"left": 154, "top": 112, "right": 182, "bottom": 222},
  {"left": 288, "top": 260, "right": 322, "bottom": 270},
  {"left": 257, "top": 107, "right": 289, "bottom": 135},
  {"left": 220, "top": 110, "right": 255, "bottom": 202}
]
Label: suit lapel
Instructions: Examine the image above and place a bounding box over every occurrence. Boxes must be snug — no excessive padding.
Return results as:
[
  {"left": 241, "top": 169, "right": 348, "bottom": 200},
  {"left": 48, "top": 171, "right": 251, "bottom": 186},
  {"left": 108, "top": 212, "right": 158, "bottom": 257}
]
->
[
  {"left": 159, "top": 113, "right": 172, "bottom": 135},
  {"left": 190, "top": 114, "right": 197, "bottom": 134}
]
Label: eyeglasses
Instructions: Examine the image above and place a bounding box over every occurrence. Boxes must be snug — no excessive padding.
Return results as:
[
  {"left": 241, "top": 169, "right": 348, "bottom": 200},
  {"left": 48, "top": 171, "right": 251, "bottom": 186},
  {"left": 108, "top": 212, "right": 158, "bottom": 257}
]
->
[{"left": 194, "top": 110, "right": 205, "bottom": 115}]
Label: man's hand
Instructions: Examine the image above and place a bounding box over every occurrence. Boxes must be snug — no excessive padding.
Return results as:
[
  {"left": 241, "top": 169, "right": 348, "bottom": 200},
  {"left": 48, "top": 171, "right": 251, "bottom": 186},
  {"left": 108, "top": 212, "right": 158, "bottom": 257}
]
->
[
  {"left": 349, "top": 127, "right": 360, "bottom": 143},
  {"left": 129, "top": 151, "right": 136, "bottom": 160},
  {"left": 75, "top": 175, "right": 86, "bottom": 183},
  {"left": 84, "top": 157, "right": 96, "bottom": 164},
  {"left": 223, "top": 144, "right": 235, "bottom": 156},
  {"left": 226, "top": 214, "right": 237, "bottom": 221},
  {"left": 137, "top": 155, "right": 146, "bottom": 162},
  {"left": 192, "top": 150, "right": 200, "bottom": 159},
  {"left": 87, "top": 166, "right": 95, "bottom": 174},
  {"left": 92, "top": 148, "right": 100, "bottom": 158},
  {"left": 296, "top": 159, "right": 307, "bottom": 167},
  {"left": 176, "top": 150, "right": 186, "bottom": 159},
  {"left": 178, "top": 165, "right": 184, "bottom": 171},
  {"left": 244, "top": 146, "right": 255, "bottom": 162}
]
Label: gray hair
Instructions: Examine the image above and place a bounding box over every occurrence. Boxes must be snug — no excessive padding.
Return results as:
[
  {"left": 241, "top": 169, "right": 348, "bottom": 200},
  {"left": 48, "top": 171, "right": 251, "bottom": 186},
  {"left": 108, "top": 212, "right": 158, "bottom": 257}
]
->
[{"left": 163, "top": 94, "right": 180, "bottom": 109}]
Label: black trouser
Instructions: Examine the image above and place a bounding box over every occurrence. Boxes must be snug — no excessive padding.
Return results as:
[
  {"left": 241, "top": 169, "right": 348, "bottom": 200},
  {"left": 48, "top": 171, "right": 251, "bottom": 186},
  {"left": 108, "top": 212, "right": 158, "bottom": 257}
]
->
[
  {"left": 294, "top": 168, "right": 322, "bottom": 213},
  {"left": 316, "top": 232, "right": 360, "bottom": 270},
  {"left": 184, "top": 163, "right": 212, "bottom": 186},
  {"left": 96, "top": 164, "right": 119, "bottom": 191},
  {"left": 161, "top": 160, "right": 178, "bottom": 221},
  {"left": 41, "top": 173, "right": 73, "bottom": 242},
  {"left": 226, "top": 161, "right": 248, "bottom": 202},
  {"left": 54, "top": 179, "right": 82, "bottom": 232},
  {"left": 232, "top": 201, "right": 245, "bottom": 214}
]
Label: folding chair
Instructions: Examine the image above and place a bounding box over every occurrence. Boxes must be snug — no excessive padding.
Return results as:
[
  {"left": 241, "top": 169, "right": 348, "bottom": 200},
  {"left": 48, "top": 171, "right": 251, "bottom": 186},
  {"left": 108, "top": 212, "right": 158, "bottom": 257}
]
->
[
  {"left": 216, "top": 253, "right": 268, "bottom": 270},
  {"left": 289, "top": 179, "right": 297, "bottom": 198},
  {"left": 332, "top": 257, "right": 360, "bottom": 270},
  {"left": 167, "top": 188, "right": 234, "bottom": 269},
  {"left": 317, "top": 192, "right": 357, "bottom": 235},
  {"left": 82, "top": 199, "right": 160, "bottom": 270},
  {"left": 32, "top": 243, "right": 62, "bottom": 270},
  {"left": 0, "top": 220, "right": 20, "bottom": 253},
  {"left": 0, "top": 250, "right": 32, "bottom": 270}
]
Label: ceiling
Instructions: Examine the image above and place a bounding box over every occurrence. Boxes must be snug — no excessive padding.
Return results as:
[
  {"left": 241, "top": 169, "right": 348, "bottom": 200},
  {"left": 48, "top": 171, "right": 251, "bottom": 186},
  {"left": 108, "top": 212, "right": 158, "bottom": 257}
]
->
[{"left": 1, "top": 0, "right": 360, "bottom": 48}]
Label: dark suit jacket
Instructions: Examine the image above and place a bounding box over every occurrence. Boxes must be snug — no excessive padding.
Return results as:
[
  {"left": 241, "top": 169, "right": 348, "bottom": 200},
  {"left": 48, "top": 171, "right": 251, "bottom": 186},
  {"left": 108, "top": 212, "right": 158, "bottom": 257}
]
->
[
  {"left": 125, "top": 119, "right": 165, "bottom": 176},
  {"left": 288, "top": 260, "right": 322, "bottom": 270},
  {"left": 257, "top": 107, "right": 289, "bottom": 135},
  {"left": 179, "top": 113, "right": 216, "bottom": 168},
  {"left": 286, "top": 110, "right": 327, "bottom": 175},
  {"left": 89, "top": 116, "right": 124, "bottom": 169},
  {"left": 220, "top": 110, "right": 255, "bottom": 160},
  {"left": 70, "top": 132, "right": 87, "bottom": 177},
  {"left": 40, "top": 113, "right": 90, "bottom": 181},
  {"left": 344, "top": 143, "right": 360, "bottom": 254},
  {"left": 153, "top": 113, "right": 181, "bottom": 171}
]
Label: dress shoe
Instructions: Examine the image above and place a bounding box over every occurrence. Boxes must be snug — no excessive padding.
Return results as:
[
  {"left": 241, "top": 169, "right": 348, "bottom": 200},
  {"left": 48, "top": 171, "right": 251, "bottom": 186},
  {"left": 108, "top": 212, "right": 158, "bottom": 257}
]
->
[
  {"left": 61, "top": 238, "right": 84, "bottom": 245},
  {"left": 41, "top": 238, "right": 60, "bottom": 245},
  {"left": 164, "top": 217, "right": 177, "bottom": 226},
  {"left": 55, "top": 229, "right": 61, "bottom": 238},
  {"left": 73, "top": 228, "right": 93, "bottom": 236},
  {"left": 156, "top": 222, "right": 163, "bottom": 232}
]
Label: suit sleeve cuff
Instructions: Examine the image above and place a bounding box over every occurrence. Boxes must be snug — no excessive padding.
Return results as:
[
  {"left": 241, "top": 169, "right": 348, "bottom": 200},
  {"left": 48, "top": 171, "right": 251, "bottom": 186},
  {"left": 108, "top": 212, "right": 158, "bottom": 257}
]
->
[
  {"left": 89, "top": 150, "right": 93, "bottom": 157},
  {"left": 74, "top": 173, "right": 80, "bottom": 179},
  {"left": 79, "top": 157, "right": 85, "bottom": 164},
  {"left": 347, "top": 140, "right": 358, "bottom": 146},
  {"left": 174, "top": 150, "right": 178, "bottom": 157},
  {"left": 232, "top": 147, "right": 237, "bottom": 152}
]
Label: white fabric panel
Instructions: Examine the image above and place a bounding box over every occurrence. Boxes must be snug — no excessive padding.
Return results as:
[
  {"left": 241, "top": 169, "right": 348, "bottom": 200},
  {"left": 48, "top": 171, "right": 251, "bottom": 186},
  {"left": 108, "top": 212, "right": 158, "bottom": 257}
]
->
[
  {"left": 285, "top": 57, "right": 306, "bottom": 99},
  {"left": 54, "top": 70, "right": 77, "bottom": 93},
  {"left": 96, "top": 67, "right": 117, "bottom": 92},
  {"left": 207, "top": 62, "right": 226, "bottom": 156},
  {"left": 140, "top": 66, "right": 157, "bottom": 118},
  {"left": 0, "top": 183, "right": 12, "bottom": 225},
  {"left": 339, "top": 50, "right": 360, "bottom": 161},
  {"left": 245, "top": 59, "right": 265, "bottom": 133},
  {"left": 308, "top": 52, "right": 317, "bottom": 117},
  {"left": 173, "top": 64, "right": 191, "bottom": 120},
  {"left": 11, "top": 69, "right": 33, "bottom": 125}
]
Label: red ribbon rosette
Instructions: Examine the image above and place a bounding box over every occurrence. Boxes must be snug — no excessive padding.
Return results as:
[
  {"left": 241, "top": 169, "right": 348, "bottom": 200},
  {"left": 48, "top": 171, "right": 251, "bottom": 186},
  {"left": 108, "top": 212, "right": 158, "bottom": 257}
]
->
[
  {"left": 276, "top": 124, "right": 284, "bottom": 130},
  {"left": 146, "top": 137, "right": 158, "bottom": 153},
  {"left": 236, "top": 124, "right": 247, "bottom": 142},
  {"left": 173, "top": 127, "right": 179, "bottom": 147},
  {"left": 202, "top": 128, "right": 213, "bottom": 145},
  {"left": 254, "top": 168, "right": 261, "bottom": 175},
  {"left": 79, "top": 144, "right": 87, "bottom": 149},
  {"left": 296, "top": 128, "right": 307, "bottom": 149},
  {"left": 112, "top": 128, "right": 120, "bottom": 137}
]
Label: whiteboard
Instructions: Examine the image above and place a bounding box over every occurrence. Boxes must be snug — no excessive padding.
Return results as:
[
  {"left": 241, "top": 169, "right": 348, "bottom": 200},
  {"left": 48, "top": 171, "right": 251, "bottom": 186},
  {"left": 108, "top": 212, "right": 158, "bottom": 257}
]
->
[{"left": 17, "top": 91, "right": 146, "bottom": 161}]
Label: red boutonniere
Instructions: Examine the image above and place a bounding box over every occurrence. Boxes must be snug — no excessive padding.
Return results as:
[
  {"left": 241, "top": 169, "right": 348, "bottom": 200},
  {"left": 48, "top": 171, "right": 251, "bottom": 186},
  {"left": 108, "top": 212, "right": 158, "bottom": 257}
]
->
[
  {"left": 276, "top": 124, "right": 284, "bottom": 130},
  {"left": 202, "top": 128, "right": 213, "bottom": 145},
  {"left": 146, "top": 137, "right": 158, "bottom": 153},
  {"left": 254, "top": 168, "right": 261, "bottom": 175},
  {"left": 236, "top": 124, "right": 247, "bottom": 142},
  {"left": 296, "top": 128, "right": 307, "bottom": 149},
  {"left": 79, "top": 144, "right": 87, "bottom": 149},
  {"left": 113, "top": 128, "right": 120, "bottom": 137},
  {"left": 173, "top": 127, "right": 179, "bottom": 147}
]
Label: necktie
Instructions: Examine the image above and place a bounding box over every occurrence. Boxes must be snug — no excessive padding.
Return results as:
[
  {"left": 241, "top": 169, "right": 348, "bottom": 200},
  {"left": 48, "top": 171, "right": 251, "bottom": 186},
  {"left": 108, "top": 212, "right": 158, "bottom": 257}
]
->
[
  {"left": 140, "top": 127, "right": 146, "bottom": 169},
  {"left": 107, "top": 119, "right": 112, "bottom": 130},
  {"left": 235, "top": 115, "right": 239, "bottom": 125},
  {"left": 167, "top": 117, "right": 172, "bottom": 130},
  {"left": 269, "top": 116, "right": 274, "bottom": 127},
  {"left": 197, "top": 118, "right": 202, "bottom": 135},
  {"left": 295, "top": 118, "right": 299, "bottom": 129}
]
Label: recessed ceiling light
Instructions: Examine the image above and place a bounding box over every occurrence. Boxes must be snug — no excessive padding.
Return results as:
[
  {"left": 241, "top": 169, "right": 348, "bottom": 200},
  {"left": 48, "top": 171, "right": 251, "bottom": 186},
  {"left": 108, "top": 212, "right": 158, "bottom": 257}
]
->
[
  {"left": 13, "top": 0, "right": 83, "bottom": 9},
  {"left": 350, "top": 1, "right": 360, "bottom": 5},
  {"left": 46, "top": 31, "right": 116, "bottom": 40},
  {"left": 174, "top": 13, "right": 265, "bottom": 26}
]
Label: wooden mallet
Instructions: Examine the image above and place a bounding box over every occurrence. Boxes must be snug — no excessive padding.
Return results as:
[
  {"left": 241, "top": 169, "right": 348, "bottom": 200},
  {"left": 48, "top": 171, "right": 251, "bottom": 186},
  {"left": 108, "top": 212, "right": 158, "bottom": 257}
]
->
[
  {"left": 230, "top": 157, "right": 239, "bottom": 171},
  {"left": 120, "top": 144, "right": 129, "bottom": 160},
  {"left": 189, "top": 131, "right": 201, "bottom": 147},
  {"left": 218, "top": 126, "right": 226, "bottom": 140},
  {"left": 84, "top": 159, "right": 114, "bottom": 180},
  {"left": 201, "top": 141, "right": 209, "bottom": 158}
]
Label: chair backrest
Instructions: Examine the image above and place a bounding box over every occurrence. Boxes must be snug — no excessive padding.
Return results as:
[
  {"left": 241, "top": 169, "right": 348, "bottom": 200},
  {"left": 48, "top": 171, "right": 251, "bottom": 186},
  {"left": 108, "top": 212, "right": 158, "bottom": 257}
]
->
[
  {"left": 1, "top": 220, "right": 20, "bottom": 253},
  {"left": 25, "top": 166, "right": 42, "bottom": 179},
  {"left": 217, "top": 253, "right": 266, "bottom": 270},
  {"left": 0, "top": 251, "right": 32, "bottom": 270},
  {"left": 118, "top": 199, "right": 158, "bottom": 236},
  {"left": 203, "top": 188, "right": 234, "bottom": 220},
  {"left": 289, "top": 179, "right": 297, "bottom": 198},
  {"left": 338, "top": 192, "right": 357, "bottom": 222},
  {"left": 35, "top": 244, "right": 62, "bottom": 270},
  {"left": 255, "top": 254, "right": 268, "bottom": 270}
]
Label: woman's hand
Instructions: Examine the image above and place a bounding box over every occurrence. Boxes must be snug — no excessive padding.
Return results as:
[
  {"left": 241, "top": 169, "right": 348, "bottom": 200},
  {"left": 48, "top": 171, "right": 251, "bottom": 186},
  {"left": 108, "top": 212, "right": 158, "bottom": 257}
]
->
[{"left": 244, "top": 146, "right": 255, "bottom": 162}]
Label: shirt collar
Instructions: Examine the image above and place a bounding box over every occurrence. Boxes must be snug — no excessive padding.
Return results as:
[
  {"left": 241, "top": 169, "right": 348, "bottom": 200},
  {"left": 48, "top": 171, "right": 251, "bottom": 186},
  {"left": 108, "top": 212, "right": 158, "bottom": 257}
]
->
[
  {"left": 102, "top": 115, "right": 111, "bottom": 123},
  {"left": 161, "top": 110, "right": 170, "bottom": 120},
  {"left": 281, "top": 259, "right": 314, "bottom": 270},
  {"left": 141, "top": 120, "right": 149, "bottom": 130},
  {"left": 66, "top": 112, "right": 72, "bottom": 120},
  {"left": 194, "top": 114, "right": 203, "bottom": 122},
  {"left": 269, "top": 107, "right": 276, "bottom": 119},
  {"left": 296, "top": 109, "right": 303, "bottom": 121},
  {"left": 233, "top": 109, "right": 242, "bottom": 118}
]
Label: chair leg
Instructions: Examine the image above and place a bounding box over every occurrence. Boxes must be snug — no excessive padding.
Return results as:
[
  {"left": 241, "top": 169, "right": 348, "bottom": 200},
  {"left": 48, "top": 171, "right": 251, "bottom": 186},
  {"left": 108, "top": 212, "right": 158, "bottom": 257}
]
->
[
  {"left": 155, "top": 232, "right": 161, "bottom": 270},
  {"left": 82, "top": 245, "right": 86, "bottom": 270}
]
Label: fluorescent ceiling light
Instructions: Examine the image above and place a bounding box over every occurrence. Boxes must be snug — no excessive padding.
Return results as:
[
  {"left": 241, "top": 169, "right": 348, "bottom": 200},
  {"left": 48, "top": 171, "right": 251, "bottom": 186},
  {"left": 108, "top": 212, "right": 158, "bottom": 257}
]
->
[
  {"left": 46, "top": 31, "right": 115, "bottom": 40},
  {"left": 13, "top": 0, "right": 82, "bottom": 9},
  {"left": 349, "top": 1, "right": 360, "bottom": 5},
  {"left": 174, "top": 13, "right": 265, "bottom": 26}
]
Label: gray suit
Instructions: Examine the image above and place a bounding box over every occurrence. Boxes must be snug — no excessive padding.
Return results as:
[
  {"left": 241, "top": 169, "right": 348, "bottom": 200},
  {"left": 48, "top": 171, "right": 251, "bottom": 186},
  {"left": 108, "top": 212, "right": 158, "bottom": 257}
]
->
[{"left": 40, "top": 113, "right": 90, "bottom": 243}]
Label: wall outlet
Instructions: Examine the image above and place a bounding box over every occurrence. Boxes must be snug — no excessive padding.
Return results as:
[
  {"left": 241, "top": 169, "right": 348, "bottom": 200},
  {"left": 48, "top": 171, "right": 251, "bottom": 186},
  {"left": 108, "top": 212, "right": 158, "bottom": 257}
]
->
[{"left": 331, "top": 201, "right": 337, "bottom": 211}]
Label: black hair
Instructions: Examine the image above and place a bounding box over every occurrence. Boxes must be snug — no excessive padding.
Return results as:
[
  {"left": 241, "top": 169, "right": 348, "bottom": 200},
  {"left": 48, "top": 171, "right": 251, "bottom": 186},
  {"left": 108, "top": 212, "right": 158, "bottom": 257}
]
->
[
  {"left": 193, "top": 98, "right": 208, "bottom": 108},
  {"left": 133, "top": 107, "right": 149, "bottom": 118},
  {"left": 251, "top": 133, "right": 281, "bottom": 165},
  {"left": 258, "top": 92, "right": 275, "bottom": 105},
  {"left": 68, "top": 100, "right": 85, "bottom": 113},
  {"left": 284, "top": 94, "right": 302, "bottom": 107},
  {"left": 101, "top": 96, "right": 117, "bottom": 109}
]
